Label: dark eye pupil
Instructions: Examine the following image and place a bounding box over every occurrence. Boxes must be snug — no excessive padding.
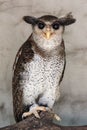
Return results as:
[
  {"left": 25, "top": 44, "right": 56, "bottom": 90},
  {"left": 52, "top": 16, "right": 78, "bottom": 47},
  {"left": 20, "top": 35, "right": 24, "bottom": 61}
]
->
[
  {"left": 52, "top": 23, "right": 59, "bottom": 30},
  {"left": 38, "top": 22, "right": 45, "bottom": 29}
]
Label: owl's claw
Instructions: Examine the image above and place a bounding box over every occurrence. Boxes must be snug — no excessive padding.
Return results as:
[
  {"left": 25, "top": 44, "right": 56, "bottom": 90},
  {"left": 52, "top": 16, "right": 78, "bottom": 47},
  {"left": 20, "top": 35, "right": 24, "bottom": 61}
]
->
[
  {"left": 22, "top": 110, "right": 40, "bottom": 119},
  {"left": 22, "top": 106, "right": 46, "bottom": 119},
  {"left": 46, "top": 108, "right": 61, "bottom": 121},
  {"left": 22, "top": 105, "right": 61, "bottom": 121},
  {"left": 54, "top": 114, "right": 61, "bottom": 121}
]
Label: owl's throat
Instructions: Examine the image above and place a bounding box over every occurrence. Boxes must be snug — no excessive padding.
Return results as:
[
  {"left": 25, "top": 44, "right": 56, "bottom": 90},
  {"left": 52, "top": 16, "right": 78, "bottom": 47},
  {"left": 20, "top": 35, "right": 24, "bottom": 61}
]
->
[{"left": 32, "top": 33, "right": 62, "bottom": 54}]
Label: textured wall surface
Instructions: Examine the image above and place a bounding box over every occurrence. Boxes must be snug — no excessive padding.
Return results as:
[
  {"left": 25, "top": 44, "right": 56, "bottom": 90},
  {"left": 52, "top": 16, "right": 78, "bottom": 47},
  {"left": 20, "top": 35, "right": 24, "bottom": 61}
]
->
[{"left": 0, "top": 0, "right": 87, "bottom": 127}]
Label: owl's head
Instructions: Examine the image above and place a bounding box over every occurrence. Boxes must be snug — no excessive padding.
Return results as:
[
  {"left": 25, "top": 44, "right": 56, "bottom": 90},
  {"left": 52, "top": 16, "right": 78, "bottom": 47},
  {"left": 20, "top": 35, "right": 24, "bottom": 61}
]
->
[{"left": 23, "top": 13, "right": 76, "bottom": 52}]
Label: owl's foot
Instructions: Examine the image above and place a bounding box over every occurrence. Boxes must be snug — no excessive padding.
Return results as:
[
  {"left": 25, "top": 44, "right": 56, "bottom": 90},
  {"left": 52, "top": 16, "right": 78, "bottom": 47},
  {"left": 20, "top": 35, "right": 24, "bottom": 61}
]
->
[
  {"left": 22, "top": 104, "right": 46, "bottom": 119},
  {"left": 22, "top": 104, "right": 61, "bottom": 121}
]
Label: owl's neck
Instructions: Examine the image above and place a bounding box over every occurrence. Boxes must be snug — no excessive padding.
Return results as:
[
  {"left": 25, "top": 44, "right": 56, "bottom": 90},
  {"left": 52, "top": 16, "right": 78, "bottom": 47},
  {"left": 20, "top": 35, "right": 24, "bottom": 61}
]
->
[{"left": 29, "top": 34, "right": 65, "bottom": 58}]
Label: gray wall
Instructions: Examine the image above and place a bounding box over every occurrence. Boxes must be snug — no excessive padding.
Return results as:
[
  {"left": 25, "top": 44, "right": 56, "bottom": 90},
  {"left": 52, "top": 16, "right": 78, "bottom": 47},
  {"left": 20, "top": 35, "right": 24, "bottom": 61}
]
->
[{"left": 0, "top": 0, "right": 87, "bottom": 127}]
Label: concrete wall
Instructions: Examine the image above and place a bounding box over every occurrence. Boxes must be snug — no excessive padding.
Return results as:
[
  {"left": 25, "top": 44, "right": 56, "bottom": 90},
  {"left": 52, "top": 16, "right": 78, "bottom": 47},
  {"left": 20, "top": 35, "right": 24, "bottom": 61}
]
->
[{"left": 0, "top": 0, "right": 87, "bottom": 127}]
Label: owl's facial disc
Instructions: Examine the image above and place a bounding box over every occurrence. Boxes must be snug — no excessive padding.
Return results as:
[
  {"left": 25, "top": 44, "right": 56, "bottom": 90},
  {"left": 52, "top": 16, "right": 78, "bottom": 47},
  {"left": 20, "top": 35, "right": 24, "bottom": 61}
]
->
[
  {"left": 32, "top": 21, "right": 64, "bottom": 52},
  {"left": 37, "top": 21, "right": 53, "bottom": 40},
  {"left": 43, "top": 22, "right": 60, "bottom": 40},
  {"left": 36, "top": 21, "right": 60, "bottom": 40}
]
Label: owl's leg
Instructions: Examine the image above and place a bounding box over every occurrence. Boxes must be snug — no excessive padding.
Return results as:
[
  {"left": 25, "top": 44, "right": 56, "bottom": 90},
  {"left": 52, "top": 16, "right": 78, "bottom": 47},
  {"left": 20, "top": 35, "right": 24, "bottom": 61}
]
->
[
  {"left": 22, "top": 104, "right": 46, "bottom": 119},
  {"left": 38, "top": 91, "right": 61, "bottom": 121},
  {"left": 39, "top": 105, "right": 61, "bottom": 121}
]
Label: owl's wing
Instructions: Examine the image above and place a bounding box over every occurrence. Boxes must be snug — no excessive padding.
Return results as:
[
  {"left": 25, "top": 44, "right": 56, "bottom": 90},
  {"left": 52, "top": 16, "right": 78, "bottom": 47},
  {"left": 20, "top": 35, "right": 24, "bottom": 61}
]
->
[
  {"left": 13, "top": 46, "right": 22, "bottom": 70},
  {"left": 59, "top": 40, "right": 66, "bottom": 84},
  {"left": 13, "top": 36, "right": 34, "bottom": 71},
  {"left": 13, "top": 45, "right": 23, "bottom": 71},
  {"left": 59, "top": 59, "right": 66, "bottom": 84},
  {"left": 12, "top": 35, "right": 34, "bottom": 122}
]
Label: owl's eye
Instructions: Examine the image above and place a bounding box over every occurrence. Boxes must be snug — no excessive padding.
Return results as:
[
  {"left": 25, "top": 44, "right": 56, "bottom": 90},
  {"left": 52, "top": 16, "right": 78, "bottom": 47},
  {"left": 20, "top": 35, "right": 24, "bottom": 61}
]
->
[
  {"left": 38, "top": 22, "right": 45, "bottom": 29},
  {"left": 52, "top": 22, "right": 60, "bottom": 30}
]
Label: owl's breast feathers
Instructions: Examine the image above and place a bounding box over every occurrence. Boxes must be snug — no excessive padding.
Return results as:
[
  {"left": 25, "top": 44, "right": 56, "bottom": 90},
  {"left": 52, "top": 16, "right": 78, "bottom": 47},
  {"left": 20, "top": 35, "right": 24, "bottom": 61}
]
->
[{"left": 13, "top": 34, "right": 65, "bottom": 86}]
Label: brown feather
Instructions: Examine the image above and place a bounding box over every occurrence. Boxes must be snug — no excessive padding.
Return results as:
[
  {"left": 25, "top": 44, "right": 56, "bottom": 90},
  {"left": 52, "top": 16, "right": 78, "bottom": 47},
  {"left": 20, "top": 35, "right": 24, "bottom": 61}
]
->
[{"left": 12, "top": 35, "right": 34, "bottom": 122}]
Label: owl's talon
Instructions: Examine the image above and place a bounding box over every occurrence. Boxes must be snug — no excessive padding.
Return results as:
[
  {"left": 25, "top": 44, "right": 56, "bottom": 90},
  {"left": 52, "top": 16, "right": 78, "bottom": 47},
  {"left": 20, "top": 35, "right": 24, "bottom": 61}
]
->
[
  {"left": 45, "top": 108, "right": 61, "bottom": 121},
  {"left": 22, "top": 111, "right": 40, "bottom": 119},
  {"left": 34, "top": 111, "right": 40, "bottom": 118},
  {"left": 54, "top": 114, "right": 61, "bottom": 121},
  {"left": 22, "top": 106, "right": 46, "bottom": 119},
  {"left": 22, "top": 112, "right": 31, "bottom": 119}
]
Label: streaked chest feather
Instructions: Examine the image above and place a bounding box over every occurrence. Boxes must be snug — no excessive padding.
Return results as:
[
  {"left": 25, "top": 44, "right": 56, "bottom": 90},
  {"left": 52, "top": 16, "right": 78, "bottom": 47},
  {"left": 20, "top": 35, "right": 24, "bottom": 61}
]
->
[{"left": 20, "top": 53, "right": 64, "bottom": 97}]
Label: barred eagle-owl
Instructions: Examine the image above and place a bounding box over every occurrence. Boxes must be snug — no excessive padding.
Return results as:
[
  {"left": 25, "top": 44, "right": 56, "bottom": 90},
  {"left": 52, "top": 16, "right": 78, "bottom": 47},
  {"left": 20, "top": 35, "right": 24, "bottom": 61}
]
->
[{"left": 12, "top": 13, "right": 76, "bottom": 122}]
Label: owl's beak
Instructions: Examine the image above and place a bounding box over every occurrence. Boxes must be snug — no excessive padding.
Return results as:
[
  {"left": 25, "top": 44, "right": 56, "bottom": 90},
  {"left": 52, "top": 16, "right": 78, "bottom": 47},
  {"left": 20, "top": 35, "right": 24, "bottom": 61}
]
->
[
  {"left": 46, "top": 31, "right": 51, "bottom": 40},
  {"left": 43, "top": 31, "right": 51, "bottom": 40}
]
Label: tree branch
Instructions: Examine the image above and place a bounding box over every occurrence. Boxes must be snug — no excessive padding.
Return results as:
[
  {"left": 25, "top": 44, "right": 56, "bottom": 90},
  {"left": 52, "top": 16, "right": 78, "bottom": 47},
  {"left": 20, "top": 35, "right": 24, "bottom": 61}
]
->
[{"left": 0, "top": 112, "right": 87, "bottom": 130}]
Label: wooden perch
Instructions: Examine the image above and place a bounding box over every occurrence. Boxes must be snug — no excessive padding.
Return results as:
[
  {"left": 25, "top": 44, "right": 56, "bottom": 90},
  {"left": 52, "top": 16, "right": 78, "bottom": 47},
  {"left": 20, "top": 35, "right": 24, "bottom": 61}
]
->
[{"left": 0, "top": 111, "right": 87, "bottom": 130}]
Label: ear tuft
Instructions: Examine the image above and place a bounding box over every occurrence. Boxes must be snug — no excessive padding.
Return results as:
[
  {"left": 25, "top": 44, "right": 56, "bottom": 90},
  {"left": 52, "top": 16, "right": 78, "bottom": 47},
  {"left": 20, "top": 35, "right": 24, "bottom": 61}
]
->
[
  {"left": 23, "top": 16, "right": 38, "bottom": 25},
  {"left": 58, "top": 12, "right": 76, "bottom": 26}
]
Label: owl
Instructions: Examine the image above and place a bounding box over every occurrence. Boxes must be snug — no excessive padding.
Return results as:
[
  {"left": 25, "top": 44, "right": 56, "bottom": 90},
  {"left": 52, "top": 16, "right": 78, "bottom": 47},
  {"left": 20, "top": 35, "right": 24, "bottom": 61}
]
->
[{"left": 12, "top": 13, "right": 76, "bottom": 122}]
